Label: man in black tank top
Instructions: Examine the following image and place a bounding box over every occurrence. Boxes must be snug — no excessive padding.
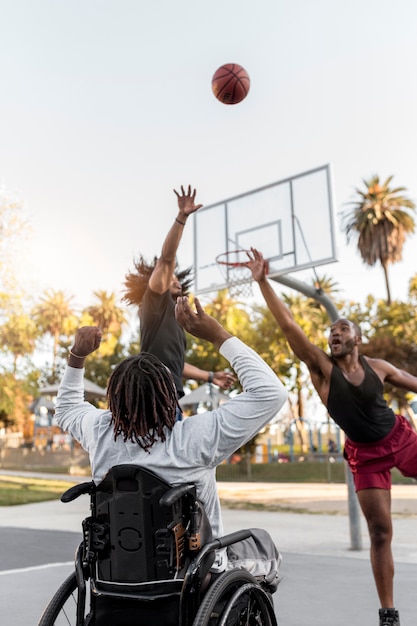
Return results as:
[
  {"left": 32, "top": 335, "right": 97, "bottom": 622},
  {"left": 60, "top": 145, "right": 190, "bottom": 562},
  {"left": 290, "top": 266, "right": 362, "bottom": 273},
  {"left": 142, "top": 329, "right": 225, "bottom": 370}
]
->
[
  {"left": 122, "top": 185, "right": 235, "bottom": 410},
  {"left": 248, "top": 248, "right": 417, "bottom": 626}
]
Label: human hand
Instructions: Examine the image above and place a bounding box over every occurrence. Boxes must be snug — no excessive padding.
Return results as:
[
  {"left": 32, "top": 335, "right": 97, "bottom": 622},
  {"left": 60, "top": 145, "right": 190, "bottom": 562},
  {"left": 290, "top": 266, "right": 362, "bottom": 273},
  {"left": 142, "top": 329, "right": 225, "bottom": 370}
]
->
[
  {"left": 174, "top": 185, "right": 203, "bottom": 220},
  {"left": 245, "top": 247, "right": 268, "bottom": 282},
  {"left": 213, "top": 370, "right": 236, "bottom": 389},
  {"left": 175, "top": 296, "right": 232, "bottom": 350},
  {"left": 71, "top": 326, "right": 102, "bottom": 357}
]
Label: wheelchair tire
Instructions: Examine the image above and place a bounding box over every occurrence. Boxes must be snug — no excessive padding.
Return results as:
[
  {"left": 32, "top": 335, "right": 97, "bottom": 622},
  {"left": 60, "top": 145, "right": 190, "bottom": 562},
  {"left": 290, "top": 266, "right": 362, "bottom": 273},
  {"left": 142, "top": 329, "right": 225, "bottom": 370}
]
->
[
  {"left": 37, "top": 572, "right": 80, "bottom": 626},
  {"left": 192, "top": 569, "right": 277, "bottom": 626}
]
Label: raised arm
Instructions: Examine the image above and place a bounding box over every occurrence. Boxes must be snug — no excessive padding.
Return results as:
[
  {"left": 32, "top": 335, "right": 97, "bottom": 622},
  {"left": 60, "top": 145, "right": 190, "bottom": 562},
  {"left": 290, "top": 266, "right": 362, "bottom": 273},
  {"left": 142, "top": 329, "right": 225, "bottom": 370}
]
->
[
  {"left": 148, "top": 185, "right": 203, "bottom": 294},
  {"left": 246, "top": 248, "right": 329, "bottom": 372},
  {"left": 67, "top": 326, "right": 103, "bottom": 368}
]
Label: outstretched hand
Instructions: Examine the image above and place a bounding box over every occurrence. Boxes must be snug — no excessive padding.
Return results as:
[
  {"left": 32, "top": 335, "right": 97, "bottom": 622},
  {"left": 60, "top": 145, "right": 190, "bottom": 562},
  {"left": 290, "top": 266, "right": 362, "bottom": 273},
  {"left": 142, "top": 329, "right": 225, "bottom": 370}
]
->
[
  {"left": 174, "top": 185, "right": 203, "bottom": 218},
  {"left": 72, "top": 326, "right": 102, "bottom": 357},
  {"left": 245, "top": 247, "right": 268, "bottom": 282},
  {"left": 175, "top": 296, "right": 232, "bottom": 350}
]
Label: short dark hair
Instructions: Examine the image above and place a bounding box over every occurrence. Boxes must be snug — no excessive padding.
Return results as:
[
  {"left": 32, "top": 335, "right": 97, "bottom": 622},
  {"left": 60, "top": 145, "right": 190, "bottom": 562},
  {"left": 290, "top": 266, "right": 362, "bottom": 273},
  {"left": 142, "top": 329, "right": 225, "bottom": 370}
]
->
[
  {"left": 350, "top": 320, "right": 362, "bottom": 338},
  {"left": 107, "top": 352, "right": 179, "bottom": 452},
  {"left": 122, "top": 255, "right": 193, "bottom": 306}
]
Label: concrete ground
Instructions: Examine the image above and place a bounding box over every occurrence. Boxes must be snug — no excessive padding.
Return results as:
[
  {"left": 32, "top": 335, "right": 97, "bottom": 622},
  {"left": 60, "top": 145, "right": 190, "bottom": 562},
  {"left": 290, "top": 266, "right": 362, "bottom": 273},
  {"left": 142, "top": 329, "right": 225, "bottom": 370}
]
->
[
  {"left": 217, "top": 480, "right": 417, "bottom": 516},
  {"left": 1, "top": 472, "right": 416, "bottom": 624}
]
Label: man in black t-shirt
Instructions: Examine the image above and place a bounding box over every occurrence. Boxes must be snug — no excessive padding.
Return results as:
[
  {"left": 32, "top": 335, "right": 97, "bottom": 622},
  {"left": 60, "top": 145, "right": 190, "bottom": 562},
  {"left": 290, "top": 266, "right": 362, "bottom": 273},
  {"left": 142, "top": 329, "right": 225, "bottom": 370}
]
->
[{"left": 123, "top": 185, "right": 235, "bottom": 401}]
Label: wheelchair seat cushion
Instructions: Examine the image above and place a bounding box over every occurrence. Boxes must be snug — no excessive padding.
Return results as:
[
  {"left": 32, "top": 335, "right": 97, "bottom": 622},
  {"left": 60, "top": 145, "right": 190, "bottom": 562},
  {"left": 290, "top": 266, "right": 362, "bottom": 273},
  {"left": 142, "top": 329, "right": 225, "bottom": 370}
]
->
[{"left": 225, "top": 527, "right": 282, "bottom": 593}]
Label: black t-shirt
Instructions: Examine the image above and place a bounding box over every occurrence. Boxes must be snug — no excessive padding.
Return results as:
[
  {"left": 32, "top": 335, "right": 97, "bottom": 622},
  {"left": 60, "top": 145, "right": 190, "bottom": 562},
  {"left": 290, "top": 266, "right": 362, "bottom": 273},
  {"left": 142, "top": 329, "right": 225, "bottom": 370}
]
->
[
  {"left": 327, "top": 355, "right": 395, "bottom": 443},
  {"left": 139, "top": 287, "right": 186, "bottom": 397}
]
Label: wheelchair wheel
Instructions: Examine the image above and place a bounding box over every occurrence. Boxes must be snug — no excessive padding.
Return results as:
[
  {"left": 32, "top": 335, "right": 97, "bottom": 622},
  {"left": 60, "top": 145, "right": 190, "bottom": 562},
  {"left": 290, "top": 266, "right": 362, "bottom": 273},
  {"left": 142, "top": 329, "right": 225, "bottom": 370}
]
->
[
  {"left": 38, "top": 572, "right": 81, "bottom": 625},
  {"left": 192, "top": 569, "right": 277, "bottom": 626}
]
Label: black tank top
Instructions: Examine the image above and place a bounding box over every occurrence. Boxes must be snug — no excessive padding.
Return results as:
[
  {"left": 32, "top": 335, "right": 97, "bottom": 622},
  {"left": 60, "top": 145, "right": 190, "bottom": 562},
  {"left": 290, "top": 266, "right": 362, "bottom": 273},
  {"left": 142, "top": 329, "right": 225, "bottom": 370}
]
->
[{"left": 327, "top": 355, "right": 395, "bottom": 443}]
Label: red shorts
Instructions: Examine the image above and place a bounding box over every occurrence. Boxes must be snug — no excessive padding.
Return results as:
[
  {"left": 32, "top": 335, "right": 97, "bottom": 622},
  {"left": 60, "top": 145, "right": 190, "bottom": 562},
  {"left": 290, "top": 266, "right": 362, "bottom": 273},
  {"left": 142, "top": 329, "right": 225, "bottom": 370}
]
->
[{"left": 344, "top": 414, "right": 417, "bottom": 491}]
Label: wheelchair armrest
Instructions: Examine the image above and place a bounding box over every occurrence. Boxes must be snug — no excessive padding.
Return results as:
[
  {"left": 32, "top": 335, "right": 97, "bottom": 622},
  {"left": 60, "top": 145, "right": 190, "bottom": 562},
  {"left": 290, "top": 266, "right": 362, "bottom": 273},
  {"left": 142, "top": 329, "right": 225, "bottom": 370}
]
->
[
  {"left": 187, "top": 529, "right": 253, "bottom": 575},
  {"left": 159, "top": 483, "right": 196, "bottom": 507},
  {"left": 210, "top": 529, "right": 253, "bottom": 550},
  {"left": 61, "top": 481, "right": 95, "bottom": 503}
]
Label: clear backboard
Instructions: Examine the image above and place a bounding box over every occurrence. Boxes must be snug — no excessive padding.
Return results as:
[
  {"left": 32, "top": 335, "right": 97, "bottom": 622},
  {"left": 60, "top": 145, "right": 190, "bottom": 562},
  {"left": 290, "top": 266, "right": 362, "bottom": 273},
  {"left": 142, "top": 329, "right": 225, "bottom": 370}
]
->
[{"left": 192, "top": 164, "right": 337, "bottom": 296}]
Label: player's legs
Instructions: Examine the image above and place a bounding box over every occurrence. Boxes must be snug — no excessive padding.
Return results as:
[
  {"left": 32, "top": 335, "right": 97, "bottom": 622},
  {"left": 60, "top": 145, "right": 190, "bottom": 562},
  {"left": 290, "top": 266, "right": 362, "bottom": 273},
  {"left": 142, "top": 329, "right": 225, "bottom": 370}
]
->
[{"left": 356, "top": 488, "right": 394, "bottom": 608}]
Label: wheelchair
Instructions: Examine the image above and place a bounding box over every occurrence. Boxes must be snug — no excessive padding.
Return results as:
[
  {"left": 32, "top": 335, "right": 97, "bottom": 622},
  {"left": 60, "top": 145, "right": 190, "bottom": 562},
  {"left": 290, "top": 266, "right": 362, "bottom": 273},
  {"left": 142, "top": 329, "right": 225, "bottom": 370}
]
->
[{"left": 37, "top": 464, "right": 279, "bottom": 625}]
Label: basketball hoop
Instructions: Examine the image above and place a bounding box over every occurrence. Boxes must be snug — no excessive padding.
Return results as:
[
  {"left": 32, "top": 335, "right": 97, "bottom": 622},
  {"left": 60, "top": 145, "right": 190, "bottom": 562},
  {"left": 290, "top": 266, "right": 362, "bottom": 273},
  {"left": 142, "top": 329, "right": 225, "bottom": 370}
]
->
[{"left": 215, "top": 250, "right": 253, "bottom": 299}]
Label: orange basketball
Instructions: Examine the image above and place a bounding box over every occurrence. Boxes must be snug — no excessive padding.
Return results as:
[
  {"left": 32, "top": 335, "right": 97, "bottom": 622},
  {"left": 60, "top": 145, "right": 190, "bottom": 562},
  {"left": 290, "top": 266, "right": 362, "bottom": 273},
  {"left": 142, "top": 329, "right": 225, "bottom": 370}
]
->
[{"left": 211, "top": 63, "right": 250, "bottom": 105}]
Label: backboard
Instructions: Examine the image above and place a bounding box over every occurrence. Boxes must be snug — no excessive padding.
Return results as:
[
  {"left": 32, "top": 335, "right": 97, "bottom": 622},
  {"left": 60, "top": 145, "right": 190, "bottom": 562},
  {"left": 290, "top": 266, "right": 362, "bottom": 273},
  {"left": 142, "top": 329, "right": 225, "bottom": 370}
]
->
[{"left": 192, "top": 164, "right": 337, "bottom": 296}]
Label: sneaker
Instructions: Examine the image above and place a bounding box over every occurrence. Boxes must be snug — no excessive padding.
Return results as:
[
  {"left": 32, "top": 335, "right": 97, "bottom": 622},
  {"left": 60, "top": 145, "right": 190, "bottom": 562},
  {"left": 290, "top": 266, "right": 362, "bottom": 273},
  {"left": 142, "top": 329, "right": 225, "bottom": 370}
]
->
[{"left": 379, "top": 608, "right": 400, "bottom": 626}]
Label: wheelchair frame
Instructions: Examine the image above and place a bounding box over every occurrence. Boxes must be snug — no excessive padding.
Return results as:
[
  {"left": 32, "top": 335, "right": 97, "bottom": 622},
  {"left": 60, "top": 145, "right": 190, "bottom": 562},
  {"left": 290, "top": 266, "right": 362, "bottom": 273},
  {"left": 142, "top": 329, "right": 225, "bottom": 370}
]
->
[{"left": 37, "top": 464, "right": 278, "bottom": 626}]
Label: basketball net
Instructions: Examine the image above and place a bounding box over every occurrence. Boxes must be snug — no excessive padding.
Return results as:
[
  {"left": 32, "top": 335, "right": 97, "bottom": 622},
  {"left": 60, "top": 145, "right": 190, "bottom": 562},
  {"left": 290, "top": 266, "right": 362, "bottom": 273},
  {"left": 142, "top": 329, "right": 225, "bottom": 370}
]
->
[
  {"left": 226, "top": 266, "right": 253, "bottom": 299},
  {"left": 216, "top": 250, "right": 253, "bottom": 300}
]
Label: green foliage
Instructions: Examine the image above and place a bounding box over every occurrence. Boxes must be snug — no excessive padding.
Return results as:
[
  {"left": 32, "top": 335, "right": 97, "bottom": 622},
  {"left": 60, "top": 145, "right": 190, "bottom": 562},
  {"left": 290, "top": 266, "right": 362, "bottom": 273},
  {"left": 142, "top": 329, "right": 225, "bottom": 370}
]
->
[
  {"left": 0, "top": 371, "right": 34, "bottom": 432},
  {"left": 85, "top": 290, "right": 127, "bottom": 339},
  {"left": 84, "top": 343, "right": 126, "bottom": 390},
  {"left": 0, "top": 311, "right": 38, "bottom": 373},
  {"left": 2, "top": 189, "right": 417, "bottom": 438}
]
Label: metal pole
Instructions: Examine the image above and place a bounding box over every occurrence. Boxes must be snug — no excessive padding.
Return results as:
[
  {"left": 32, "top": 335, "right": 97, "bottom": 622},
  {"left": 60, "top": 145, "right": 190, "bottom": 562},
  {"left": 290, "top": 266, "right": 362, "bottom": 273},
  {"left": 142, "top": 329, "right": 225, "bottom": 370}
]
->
[{"left": 270, "top": 273, "right": 363, "bottom": 551}]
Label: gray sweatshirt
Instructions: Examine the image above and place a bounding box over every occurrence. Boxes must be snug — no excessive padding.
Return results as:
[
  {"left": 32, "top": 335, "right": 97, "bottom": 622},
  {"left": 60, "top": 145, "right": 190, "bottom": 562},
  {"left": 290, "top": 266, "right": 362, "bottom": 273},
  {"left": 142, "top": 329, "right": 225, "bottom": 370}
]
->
[{"left": 55, "top": 337, "right": 288, "bottom": 568}]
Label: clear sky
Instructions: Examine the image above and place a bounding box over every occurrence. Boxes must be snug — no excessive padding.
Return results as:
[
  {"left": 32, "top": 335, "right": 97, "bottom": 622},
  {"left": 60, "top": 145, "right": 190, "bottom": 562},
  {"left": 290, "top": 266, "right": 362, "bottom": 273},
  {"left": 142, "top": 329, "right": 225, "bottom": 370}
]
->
[{"left": 1, "top": 0, "right": 416, "bottom": 312}]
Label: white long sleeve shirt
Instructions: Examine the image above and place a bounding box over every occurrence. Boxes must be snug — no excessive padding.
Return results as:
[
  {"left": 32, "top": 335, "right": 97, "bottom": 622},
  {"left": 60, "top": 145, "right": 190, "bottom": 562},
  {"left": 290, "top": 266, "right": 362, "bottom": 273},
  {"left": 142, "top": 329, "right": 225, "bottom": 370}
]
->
[{"left": 55, "top": 337, "right": 288, "bottom": 563}]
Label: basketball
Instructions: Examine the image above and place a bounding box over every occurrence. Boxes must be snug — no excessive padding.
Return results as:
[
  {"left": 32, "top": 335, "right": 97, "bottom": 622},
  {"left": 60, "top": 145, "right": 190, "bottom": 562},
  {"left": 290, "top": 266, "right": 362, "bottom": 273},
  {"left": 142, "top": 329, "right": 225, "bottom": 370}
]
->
[{"left": 212, "top": 63, "right": 250, "bottom": 105}]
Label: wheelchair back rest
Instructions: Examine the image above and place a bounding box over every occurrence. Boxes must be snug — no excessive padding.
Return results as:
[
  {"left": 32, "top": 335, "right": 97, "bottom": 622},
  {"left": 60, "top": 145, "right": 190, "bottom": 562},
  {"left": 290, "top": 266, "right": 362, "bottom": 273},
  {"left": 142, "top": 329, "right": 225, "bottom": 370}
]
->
[{"left": 92, "top": 464, "right": 201, "bottom": 584}]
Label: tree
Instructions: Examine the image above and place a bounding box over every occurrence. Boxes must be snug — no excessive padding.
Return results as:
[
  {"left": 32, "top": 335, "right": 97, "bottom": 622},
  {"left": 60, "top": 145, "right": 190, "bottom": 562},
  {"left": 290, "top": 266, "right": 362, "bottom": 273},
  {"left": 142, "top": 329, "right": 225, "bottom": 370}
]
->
[
  {"left": 84, "top": 290, "right": 127, "bottom": 357},
  {"left": 32, "top": 290, "right": 77, "bottom": 381},
  {"left": 78, "top": 291, "right": 129, "bottom": 389},
  {"left": 341, "top": 174, "right": 416, "bottom": 305},
  {"left": 0, "top": 372, "right": 33, "bottom": 433},
  {"left": 0, "top": 311, "right": 38, "bottom": 373},
  {"left": 85, "top": 290, "right": 127, "bottom": 336},
  {"left": 409, "top": 274, "right": 417, "bottom": 302}
]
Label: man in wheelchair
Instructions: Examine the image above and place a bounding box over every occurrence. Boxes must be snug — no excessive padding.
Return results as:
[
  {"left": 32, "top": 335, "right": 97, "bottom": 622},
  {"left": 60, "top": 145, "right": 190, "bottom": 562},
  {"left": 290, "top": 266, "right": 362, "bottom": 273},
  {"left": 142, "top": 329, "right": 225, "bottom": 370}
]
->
[{"left": 39, "top": 296, "right": 288, "bottom": 625}]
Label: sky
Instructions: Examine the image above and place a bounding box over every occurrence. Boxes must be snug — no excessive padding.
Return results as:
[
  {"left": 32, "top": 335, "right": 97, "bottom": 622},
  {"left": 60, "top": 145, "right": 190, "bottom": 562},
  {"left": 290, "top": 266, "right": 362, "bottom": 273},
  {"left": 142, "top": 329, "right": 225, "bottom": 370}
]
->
[{"left": 1, "top": 0, "right": 417, "bottom": 315}]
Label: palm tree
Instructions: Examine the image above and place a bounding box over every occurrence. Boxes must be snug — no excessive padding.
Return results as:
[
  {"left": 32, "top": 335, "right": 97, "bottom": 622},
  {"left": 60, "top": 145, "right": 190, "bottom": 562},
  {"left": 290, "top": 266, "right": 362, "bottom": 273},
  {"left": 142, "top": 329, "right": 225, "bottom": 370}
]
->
[
  {"left": 32, "top": 290, "right": 76, "bottom": 380},
  {"left": 85, "top": 290, "right": 127, "bottom": 338},
  {"left": 341, "top": 175, "right": 416, "bottom": 305}
]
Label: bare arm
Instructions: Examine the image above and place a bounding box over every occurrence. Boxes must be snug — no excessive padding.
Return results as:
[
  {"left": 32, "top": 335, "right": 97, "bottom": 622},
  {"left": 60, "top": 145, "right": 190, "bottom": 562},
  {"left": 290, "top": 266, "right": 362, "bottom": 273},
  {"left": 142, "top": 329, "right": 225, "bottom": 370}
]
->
[
  {"left": 148, "top": 185, "right": 203, "bottom": 294},
  {"left": 246, "top": 248, "right": 327, "bottom": 370},
  {"left": 182, "top": 362, "right": 235, "bottom": 389},
  {"left": 368, "top": 357, "right": 417, "bottom": 393}
]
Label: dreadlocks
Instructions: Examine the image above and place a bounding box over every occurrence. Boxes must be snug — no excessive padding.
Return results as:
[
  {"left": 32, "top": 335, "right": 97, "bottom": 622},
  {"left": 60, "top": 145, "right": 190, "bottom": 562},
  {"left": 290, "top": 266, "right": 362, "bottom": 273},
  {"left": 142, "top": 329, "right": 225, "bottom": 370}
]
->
[
  {"left": 107, "top": 353, "right": 180, "bottom": 452},
  {"left": 122, "top": 255, "right": 193, "bottom": 306}
]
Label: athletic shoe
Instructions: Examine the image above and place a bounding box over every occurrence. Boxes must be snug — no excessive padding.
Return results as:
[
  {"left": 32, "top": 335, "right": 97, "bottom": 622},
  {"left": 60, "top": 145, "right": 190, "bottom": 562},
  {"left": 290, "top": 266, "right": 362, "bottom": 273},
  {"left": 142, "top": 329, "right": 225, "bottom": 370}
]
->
[{"left": 379, "top": 608, "right": 400, "bottom": 626}]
